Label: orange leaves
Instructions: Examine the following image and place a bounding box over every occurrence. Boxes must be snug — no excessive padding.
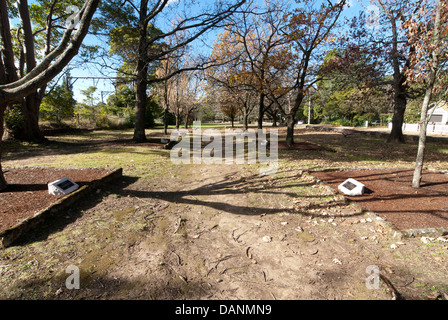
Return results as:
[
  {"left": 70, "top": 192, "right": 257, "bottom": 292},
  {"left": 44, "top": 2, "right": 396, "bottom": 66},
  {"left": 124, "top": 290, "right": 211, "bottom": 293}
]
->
[
  {"left": 286, "top": 0, "right": 346, "bottom": 52},
  {"left": 403, "top": 0, "right": 448, "bottom": 90}
]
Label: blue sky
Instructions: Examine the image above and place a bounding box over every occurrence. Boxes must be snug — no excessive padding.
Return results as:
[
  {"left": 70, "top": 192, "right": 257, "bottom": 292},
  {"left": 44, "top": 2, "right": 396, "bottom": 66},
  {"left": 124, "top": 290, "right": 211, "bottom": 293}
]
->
[
  {"left": 69, "top": 0, "right": 368, "bottom": 103},
  {"left": 12, "top": 0, "right": 370, "bottom": 103}
]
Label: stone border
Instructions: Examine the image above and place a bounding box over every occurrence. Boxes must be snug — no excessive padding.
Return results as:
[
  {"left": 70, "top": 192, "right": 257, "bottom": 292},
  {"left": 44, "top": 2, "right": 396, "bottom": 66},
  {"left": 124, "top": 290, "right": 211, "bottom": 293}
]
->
[
  {"left": 0, "top": 167, "right": 123, "bottom": 248},
  {"left": 308, "top": 167, "right": 448, "bottom": 239}
]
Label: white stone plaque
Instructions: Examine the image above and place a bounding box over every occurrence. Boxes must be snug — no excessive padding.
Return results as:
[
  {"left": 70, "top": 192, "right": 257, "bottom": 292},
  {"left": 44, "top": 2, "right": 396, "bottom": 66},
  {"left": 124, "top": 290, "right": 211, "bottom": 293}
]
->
[
  {"left": 48, "top": 177, "right": 79, "bottom": 195},
  {"left": 338, "top": 178, "right": 365, "bottom": 196}
]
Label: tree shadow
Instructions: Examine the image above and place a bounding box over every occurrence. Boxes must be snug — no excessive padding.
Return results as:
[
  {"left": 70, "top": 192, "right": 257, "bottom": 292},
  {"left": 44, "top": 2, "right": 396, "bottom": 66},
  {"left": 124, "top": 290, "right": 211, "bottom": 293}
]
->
[
  {"left": 2, "top": 135, "right": 170, "bottom": 162},
  {"left": 121, "top": 168, "right": 361, "bottom": 218},
  {"left": 5, "top": 271, "right": 211, "bottom": 300}
]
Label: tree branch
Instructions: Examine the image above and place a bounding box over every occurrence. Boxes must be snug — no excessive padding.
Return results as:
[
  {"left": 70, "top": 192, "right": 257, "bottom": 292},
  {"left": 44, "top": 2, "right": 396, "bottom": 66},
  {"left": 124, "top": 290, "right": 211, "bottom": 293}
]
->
[{"left": 0, "top": 0, "right": 100, "bottom": 104}]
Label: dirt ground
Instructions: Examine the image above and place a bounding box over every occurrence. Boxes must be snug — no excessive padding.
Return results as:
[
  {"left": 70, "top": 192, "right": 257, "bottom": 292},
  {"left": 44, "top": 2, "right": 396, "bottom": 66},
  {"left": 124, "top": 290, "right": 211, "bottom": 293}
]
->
[{"left": 0, "top": 128, "right": 447, "bottom": 300}]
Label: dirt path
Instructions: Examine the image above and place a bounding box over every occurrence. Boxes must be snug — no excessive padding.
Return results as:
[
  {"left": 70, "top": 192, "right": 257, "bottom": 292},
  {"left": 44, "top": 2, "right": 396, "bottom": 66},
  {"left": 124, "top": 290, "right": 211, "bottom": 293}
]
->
[{"left": 93, "top": 162, "right": 446, "bottom": 300}]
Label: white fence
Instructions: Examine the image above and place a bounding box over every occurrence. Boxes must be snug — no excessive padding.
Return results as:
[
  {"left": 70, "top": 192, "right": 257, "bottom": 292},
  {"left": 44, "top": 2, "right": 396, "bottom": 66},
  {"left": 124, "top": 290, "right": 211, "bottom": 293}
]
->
[{"left": 388, "top": 123, "right": 448, "bottom": 135}]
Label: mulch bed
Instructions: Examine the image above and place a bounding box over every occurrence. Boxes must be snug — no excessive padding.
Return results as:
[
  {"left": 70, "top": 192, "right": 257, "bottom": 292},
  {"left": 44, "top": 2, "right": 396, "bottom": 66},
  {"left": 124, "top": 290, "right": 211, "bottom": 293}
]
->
[
  {"left": 311, "top": 168, "right": 448, "bottom": 231},
  {"left": 0, "top": 167, "right": 114, "bottom": 233}
]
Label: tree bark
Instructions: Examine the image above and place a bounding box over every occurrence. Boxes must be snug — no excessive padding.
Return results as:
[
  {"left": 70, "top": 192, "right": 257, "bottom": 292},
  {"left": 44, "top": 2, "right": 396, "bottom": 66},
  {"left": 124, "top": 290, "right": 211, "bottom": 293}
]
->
[
  {"left": 133, "top": 0, "right": 149, "bottom": 143},
  {"left": 163, "top": 106, "right": 169, "bottom": 134},
  {"left": 285, "top": 88, "right": 305, "bottom": 146},
  {"left": 0, "top": 106, "right": 7, "bottom": 191},
  {"left": 175, "top": 107, "right": 180, "bottom": 130},
  {"left": 285, "top": 114, "right": 295, "bottom": 146},
  {"left": 387, "top": 89, "right": 407, "bottom": 143},
  {"left": 0, "top": 0, "right": 19, "bottom": 84},
  {"left": 412, "top": 91, "right": 430, "bottom": 188},
  {"left": 185, "top": 113, "right": 190, "bottom": 129},
  {"left": 386, "top": 6, "right": 408, "bottom": 144},
  {"left": 411, "top": 0, "right": 442, "bottom": 188},
  {"left": 163, "top": 79, "right": 169, "bottom": 134},
  {"left": 19, "top": 92, "right": 45, "bottom": 141},
  {"left": 134, "top": 59, "right": 148, "bottom": 142},
  {"left": 257, "top": 92, "right": 265, "bottom": 129}
]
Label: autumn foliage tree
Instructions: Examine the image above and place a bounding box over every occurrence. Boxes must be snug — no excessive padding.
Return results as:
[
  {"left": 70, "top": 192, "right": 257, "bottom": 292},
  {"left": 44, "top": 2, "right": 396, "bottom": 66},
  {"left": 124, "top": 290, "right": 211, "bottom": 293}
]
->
[
  {"left": 357, "top": 0, "right": 429, "bottom": 143},
  {"left": 209, "top": 0, "right": 346, "bottom": 145},
  {"left": 102, "top": 0, "right": 247, "bottom": 142},
  {"left": 281, "top": 0, "right": 346, "bottom": 145},
  {"left": 228, "top": 0, "right": 291, "bottom": 130},
  {"left": 207, "top": 28, "right": 257, "bottom": 130},
  {"left": 403, "top": 0, "right": 448, "bottom": 187}
]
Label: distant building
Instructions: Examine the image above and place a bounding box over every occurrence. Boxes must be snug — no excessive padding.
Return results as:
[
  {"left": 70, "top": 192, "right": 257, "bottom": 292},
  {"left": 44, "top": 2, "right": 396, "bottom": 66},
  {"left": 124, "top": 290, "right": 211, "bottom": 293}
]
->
[
  {"left": 388, "top": 101, "right": 448, "bottom": 135},
  {"left": 428, "top": 101, "right": 448, "bottom": 125}
]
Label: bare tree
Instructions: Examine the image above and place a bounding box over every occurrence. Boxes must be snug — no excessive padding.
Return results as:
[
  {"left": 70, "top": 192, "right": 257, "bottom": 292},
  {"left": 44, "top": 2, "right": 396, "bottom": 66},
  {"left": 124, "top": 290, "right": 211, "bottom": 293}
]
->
[
  {"left": 227, "top": 0, "right": 290, "bottom": 130},
  {"left": 105, "top": 0, "right": 247, "bottom": 142},
  {"left": 207, "top": 27, "right": 258, "bottom": 130}
]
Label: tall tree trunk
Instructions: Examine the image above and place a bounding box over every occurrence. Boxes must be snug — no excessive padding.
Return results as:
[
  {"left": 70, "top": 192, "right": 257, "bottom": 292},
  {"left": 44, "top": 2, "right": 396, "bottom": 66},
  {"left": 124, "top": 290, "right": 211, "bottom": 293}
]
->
[
  {"left": 286, "top": 89, "right": 304, "bottom": 146},
  {"left": 185, "top": 113, "right": 189, "bottom": 129},
  {"left": 15, "top": 0, "right": 44, "bottom": 142},
  {"left": 0, "top": 0, "right": 18, "bottom": 84},
  {"left": 175, "top": 109, "right": 180, "bottom": 130},
  {"left": 412, "top": 91, "right": 431, "bottom": 188},
  {"left": 285, "top": 113, "right": 295, "bottom": 146},
  {"left": 163, "top": 106, "right": 169, "bottom": 134},
  {"left": 387, "top": 83, "right": 407, "bottom": 143},
  {"left": 0, "top": 106, "right": 7, "bottom": 191},
  {"left": 257, "top": 92, "right": 265, "bottom": 129},
  {"left": 133, "top": 2, "right": 149, "bottom": 143},
  {"left": 412, "top": 0, "right": 442, "bottom": 188},
  {"left": 243, "top": 110, "right": 248, "bottom": 131},
  {"left": 163, "top": 80, "right": 169, "bottom": 134},
  {"left": 386, "top": 10, "right": 408, "bottom": 144},
  {"left": 134, "top": 62, "right": 148, "bottom": 142},
  {"left": 18, "top": 92, "right": 44, "bottom": 141}
]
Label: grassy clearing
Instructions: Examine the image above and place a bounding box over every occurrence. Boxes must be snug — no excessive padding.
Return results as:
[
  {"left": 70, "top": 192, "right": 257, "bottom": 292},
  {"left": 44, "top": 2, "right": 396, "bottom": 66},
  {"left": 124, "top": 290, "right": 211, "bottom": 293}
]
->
[{"left": 0, "top": 126, "right": 447, "bottom": 299}]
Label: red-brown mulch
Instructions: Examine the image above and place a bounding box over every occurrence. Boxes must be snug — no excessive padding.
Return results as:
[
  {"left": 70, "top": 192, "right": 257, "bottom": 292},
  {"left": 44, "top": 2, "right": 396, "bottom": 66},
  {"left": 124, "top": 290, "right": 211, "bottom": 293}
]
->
[
  {"left": 312, "top": 169, "right": 448, "bottom": 231},
  {"left": 0, "top": 167, "right": 113, "bottom": 232}
]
